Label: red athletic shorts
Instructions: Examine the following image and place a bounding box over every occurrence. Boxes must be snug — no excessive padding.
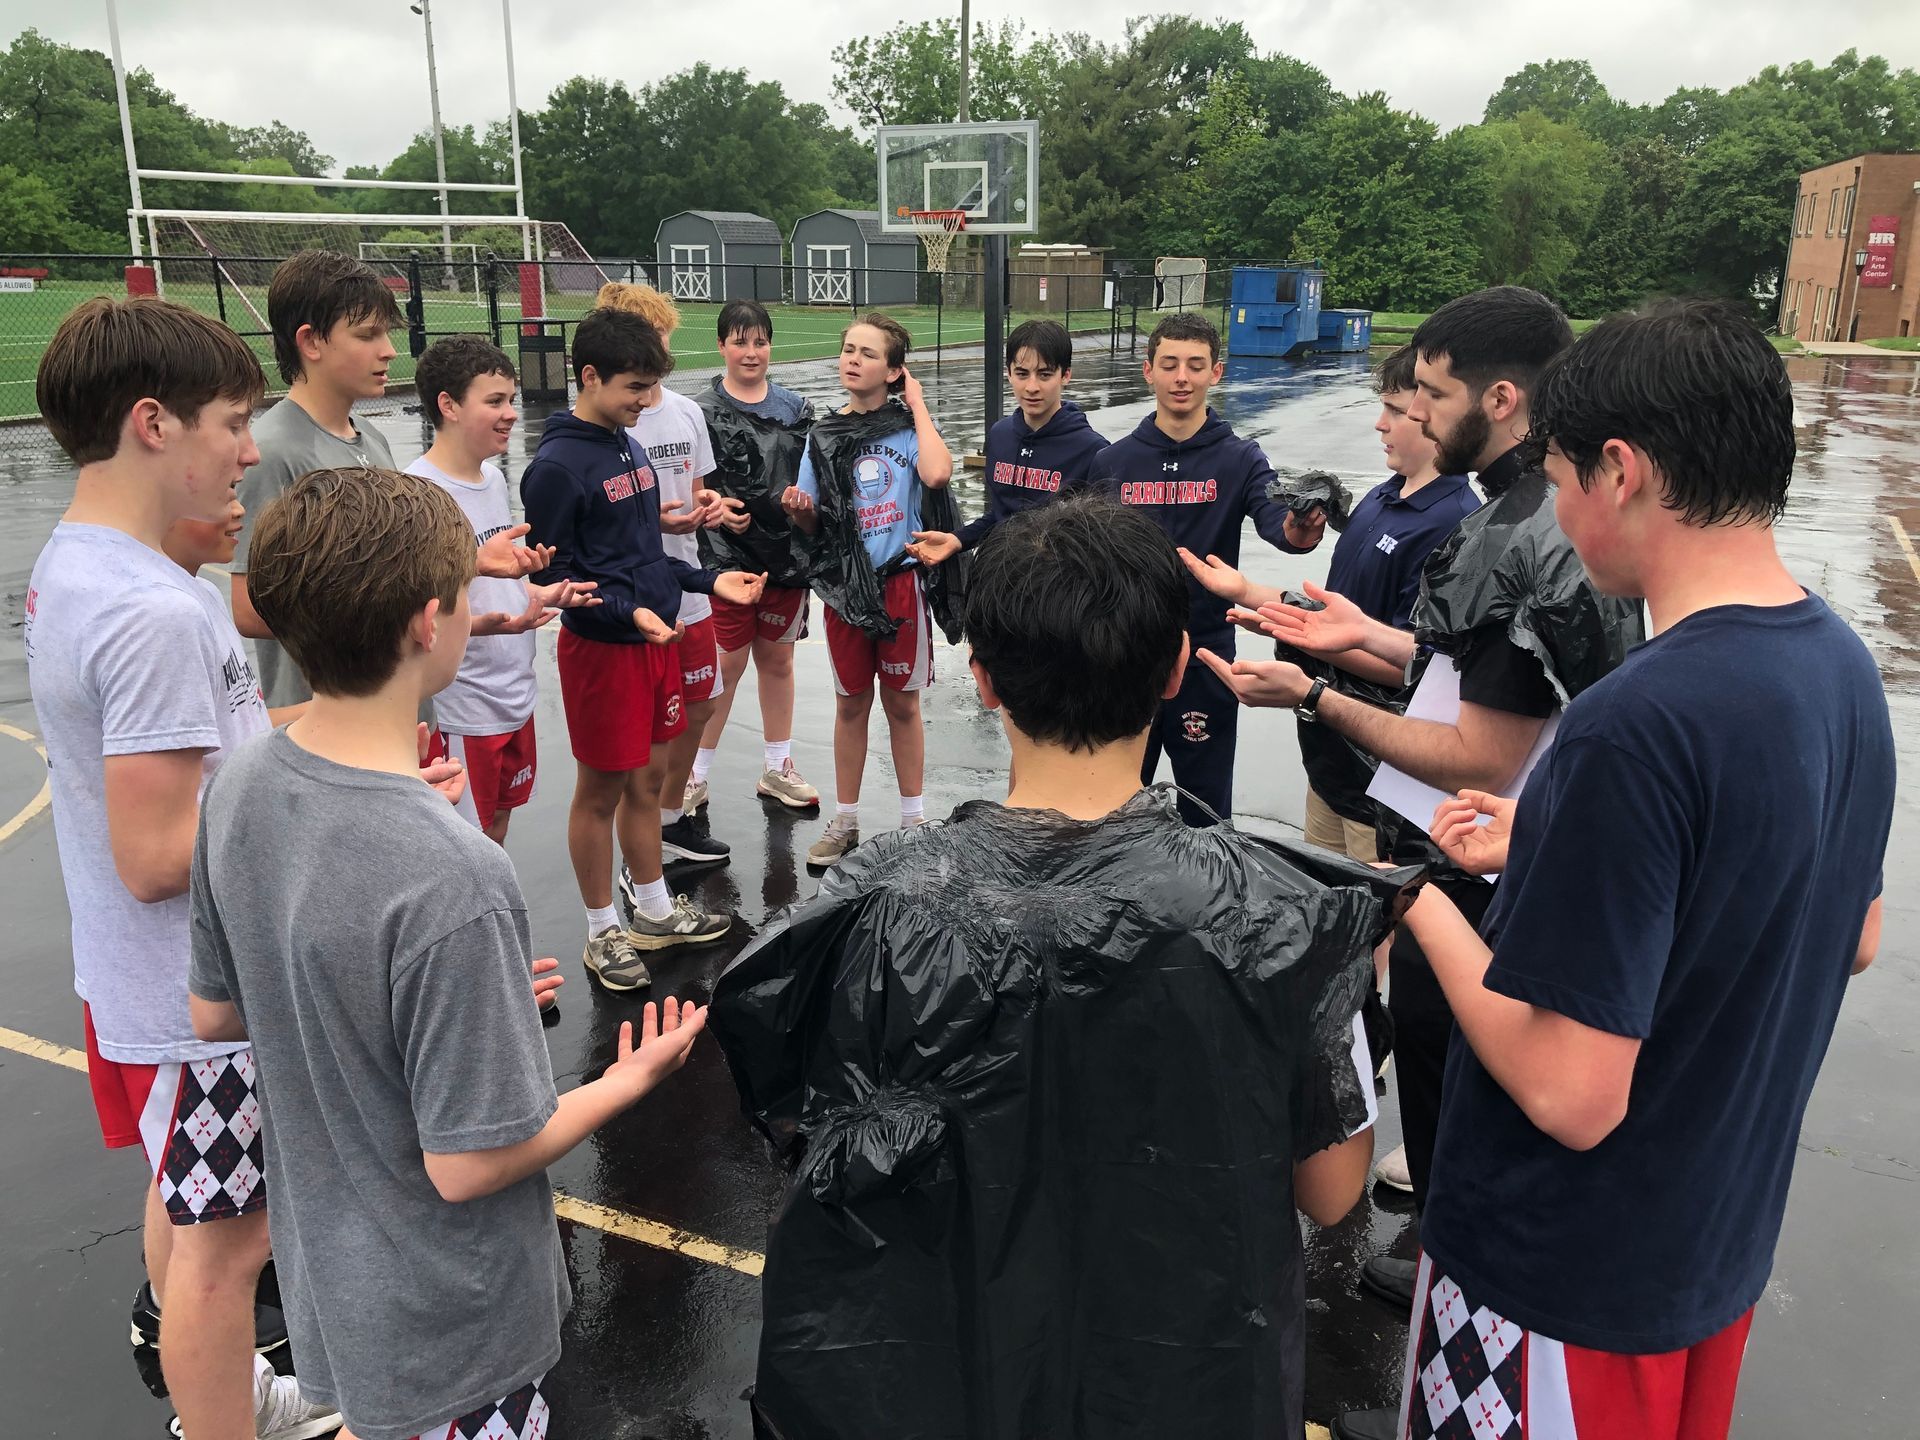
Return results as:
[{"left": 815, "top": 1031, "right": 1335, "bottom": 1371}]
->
[
  {"left": 678, "top": 616, "right": 725, "bottom": 703},
  {"left": 1399, "top": 1253, "right": 1754, "bottom": 1440},
  {"left": 824, "top": 570, "right": 933, "bottom": 696},
  {"left": 83, "top": 1005, "right": 267, "bottom": 1226},
  {"left": 557, "top": 628, "right": 685, "bottom": 772},
  {"left": 439, "top": 719, "right": 538, "bottom": 831},
  {"left": 711, "top": 585, "right": 810, "bottom": 652}
]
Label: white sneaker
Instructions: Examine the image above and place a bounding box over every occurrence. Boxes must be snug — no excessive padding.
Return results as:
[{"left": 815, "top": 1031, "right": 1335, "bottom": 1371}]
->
[
  {"left": 684, "top": 778, "right": 709, "bottom": 815},
  {"left": 757, "top": 759, "right": 820, "bottom": 808},
  {"left": 1371, "top": 1142, "right": 1413, "bottom": 1194},
  {"left": 806, "top": 814, "right": 859, "bottom": 867},
  {"left": 252, "top": 1359, "right": 341, "bottom": 1439}
]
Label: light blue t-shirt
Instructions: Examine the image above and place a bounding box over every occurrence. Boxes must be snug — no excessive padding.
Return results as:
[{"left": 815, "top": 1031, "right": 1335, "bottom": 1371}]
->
[{"left": 796, "top": 425, "right": 923, "bottom": 569}]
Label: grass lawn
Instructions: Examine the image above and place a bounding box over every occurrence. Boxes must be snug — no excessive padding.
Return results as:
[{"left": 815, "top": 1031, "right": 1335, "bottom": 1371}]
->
[{"left": 1865, "top": 335, "right": 1920, "bottom": 350}]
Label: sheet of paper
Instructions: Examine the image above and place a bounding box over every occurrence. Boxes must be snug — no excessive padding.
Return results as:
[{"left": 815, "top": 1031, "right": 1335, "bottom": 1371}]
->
[{"left": 1363, "top": 658, "right": 1559, "bottom": 882}]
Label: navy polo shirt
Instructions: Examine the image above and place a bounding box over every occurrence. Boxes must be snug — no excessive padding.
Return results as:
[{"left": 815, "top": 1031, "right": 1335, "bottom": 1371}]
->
[{"left": 1324, "top": 473, "right": 1479, "bottom": 628}]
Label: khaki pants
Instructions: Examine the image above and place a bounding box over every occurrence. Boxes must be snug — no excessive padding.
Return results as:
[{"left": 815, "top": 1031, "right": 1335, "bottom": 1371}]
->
[{"left": 1303, "top": 787, "right": 1380, "bottom": 863}]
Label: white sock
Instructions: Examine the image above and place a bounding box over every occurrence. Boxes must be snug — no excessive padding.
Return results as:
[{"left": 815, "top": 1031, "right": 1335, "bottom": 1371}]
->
[
  {"left": 900, "top": 794, "right": 924, "bottom": 825},
  {"left": 691, "top": 747, "right": 717, "bottom": 783},
  {"left": 633, "top": 875, "right": 673, "bottom": 921},
  {"left": 587, "top": 904, "right": 620, "bottom": 939},
  {"left": 836, "top": 801, "right": 858, "bottom": 825},
  {"left": 661, "top": 806, "right": 684, "bottom": 826},
  {"left": 765, "top": 739, "right": 791, "bottom": 770}
]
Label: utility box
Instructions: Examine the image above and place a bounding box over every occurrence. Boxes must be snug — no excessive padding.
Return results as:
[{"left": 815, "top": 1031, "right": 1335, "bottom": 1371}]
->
[
  {"left": 1308, "top": 308, "right": 1372, "bottom": 353},
  {"left": 1227, "top": 265, "right": 1325, "bottom": 357}
]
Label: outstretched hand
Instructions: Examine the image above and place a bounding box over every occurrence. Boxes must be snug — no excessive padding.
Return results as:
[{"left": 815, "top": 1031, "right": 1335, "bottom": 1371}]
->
[
  {"left": 1282, "top": 505, "right": 1328, "bottom": 551},
  {"left": 906, "top": 530, "right": 962, "bottom": 566},
  {"left": 1430, "top": 789, "right": 1515, "bottom": 876},
  {"left": 604, "top": 998, "right": 708, "bottom": 1099},
  {"left": 477, "top": 524, "right": 553, "bottom": 580},
  {"left": 711, "top": 495, "right": 753, "bottom": 534},
  {"left": 712, "top": 570, "right": 768, "bottom": 608},
  {"left": 780, "top": 485, "right": 814, "bottom": 520},
  {"left": 531, "top": 957, "right": 564, "bottom": 1011},
  {"left": 1195, "top": 647, "right": 1313, "bottom": 709},
  {"left": 1258, "top": 580, "right": 1371, "bottom": 656},
  {"left": 416, "top": 721, "right": 467, "bottom": 806},
  {"left": 659, "top": 497, "right": 706, "bottom": 536},
  {"left": 1177, "top": 547, "right": 1250, "bottom": 604},
  {"left": 473, "top": 579, "right": 597, "bottom": 636},
  {"left": 632, "top": 606, "right": 682, "bottom": 644}
]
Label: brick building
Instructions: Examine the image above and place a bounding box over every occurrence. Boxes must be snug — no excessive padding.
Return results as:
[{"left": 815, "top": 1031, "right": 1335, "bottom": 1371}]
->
[{"left": 1780, "top": 152, "right": 1920, "bottom": 342}]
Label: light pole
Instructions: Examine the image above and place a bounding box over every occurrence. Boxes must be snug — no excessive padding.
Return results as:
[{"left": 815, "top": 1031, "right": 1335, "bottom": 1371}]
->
[
  {"left": 1845, "top": 247, "right": 1869, "bottom": 344},
  {"left": 409, "top": 0, "right": 454, "bottom": 279}
]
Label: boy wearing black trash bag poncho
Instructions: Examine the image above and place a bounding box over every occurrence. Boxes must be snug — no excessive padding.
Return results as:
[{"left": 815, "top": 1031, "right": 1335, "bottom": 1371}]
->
[{"left": 712, "top": 497, "right": 1422, "bottom": 1440}]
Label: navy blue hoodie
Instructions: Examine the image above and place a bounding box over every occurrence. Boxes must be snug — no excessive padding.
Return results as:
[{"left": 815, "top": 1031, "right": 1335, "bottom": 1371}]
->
[
  {"left": 1088, "top": 409, "right": 1312, "bottom": 639},
  {"left": 956, "top": 401, "right": 1108, "bottom": 549},
  {"left": 521, "top": 410, "right": 715, "bottom": 644}
]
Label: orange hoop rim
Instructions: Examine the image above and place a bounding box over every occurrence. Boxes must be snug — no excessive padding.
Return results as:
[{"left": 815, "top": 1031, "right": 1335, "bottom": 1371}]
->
[{"left": 908, "top": 209, "right": 970, "bottom": 231}]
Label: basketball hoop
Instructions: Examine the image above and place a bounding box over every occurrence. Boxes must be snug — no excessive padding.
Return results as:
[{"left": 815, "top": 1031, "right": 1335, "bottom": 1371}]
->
[{"left": 909, "top": 209, "right": 969, "bottom": 275}]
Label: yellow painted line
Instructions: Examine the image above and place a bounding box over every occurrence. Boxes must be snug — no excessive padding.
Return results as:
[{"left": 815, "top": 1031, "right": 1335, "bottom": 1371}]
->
[
  {"left": 0, "top": 1025, "right": 88, "bottom": 1073},
  {"left": 1889, "top": 516, "right": 1920, "bottom": 586},
  {"left": 0, "top": 720, "right": 51, "bottom": 849},
  {"left": 553, "top": 1192, "right": 765, "bottom": 1276},
  {"left": 0, "top": 1021, "right": 767, "bottom": 1274}
]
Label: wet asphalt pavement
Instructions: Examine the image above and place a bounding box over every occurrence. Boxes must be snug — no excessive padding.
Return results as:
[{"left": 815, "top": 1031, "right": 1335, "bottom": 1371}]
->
[{"left": 0, "top": 342, "right": 1915, "bottom": 1438}]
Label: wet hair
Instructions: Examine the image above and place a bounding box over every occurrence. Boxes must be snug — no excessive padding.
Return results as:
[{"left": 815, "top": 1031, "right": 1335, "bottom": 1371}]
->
[
  {"left": 1528, "top": 298, "right": 1794, "bottom": 527},
  {"left": 1375, "top": 344, "right": 1418, "bottom": 395},
  {"left": 414, "top": 336, "right": 516, "bottom": 430},
  {"left": 37, "top": 296, "right": 265, "bottom": 465},
  {"left": 595, "top": 281, "right": 681, "bottom": 337},
  {"left": 1411, "top": 286, "right": 1572, "bottom": 398},
  {"left": 247, "top": 466, "right": 475, "bottom": 697},
  {"left": 844, "top": 312, "right": 911, "bottom": 393},
  {"left": 718, "top": 299, "right": 773, "bottom": 344},
  {"left": 964, "top": 496, "right": 1187, "bottom": 753},
  {"left": 571, "top": 307, "right": 673, "bottom": 385},
  {"left": 266, "top": 250, "right": 403, "bottom": 385},
  {"left": 1146, "top": 311, "right": 1220, "bottom": 363},
  {"left": 1006, "top": 319, "right": 1073, "bottom": 372}
]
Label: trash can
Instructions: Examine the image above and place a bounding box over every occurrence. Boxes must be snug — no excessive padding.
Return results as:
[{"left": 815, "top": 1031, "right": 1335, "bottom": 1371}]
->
[
  {"left": 1227, "top": 265, "right": 1326, "bottom": 357},
  {"left": 1309, "top": 308, "right": 1373, "bottom": 354},
  {"left": 517, "top": 323, "right": 569, "bottom": 404}
]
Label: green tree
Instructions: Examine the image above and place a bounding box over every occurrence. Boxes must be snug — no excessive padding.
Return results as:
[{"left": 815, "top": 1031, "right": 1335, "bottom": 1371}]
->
[
  {"left": 830, "top": 19, "right": 1064, "bottom": 126},
  {"left": 0, "top": 163, "right": 77, "bottom": 250},
  {"left": 1484, "top": 59, "right": 1609, "bottom": 124},
  {"left": 520, "top": 77, "right": 653, "bottom": 253},
  {"left": 1472, "top": 112, "right": 1610, "bottom": 292}
]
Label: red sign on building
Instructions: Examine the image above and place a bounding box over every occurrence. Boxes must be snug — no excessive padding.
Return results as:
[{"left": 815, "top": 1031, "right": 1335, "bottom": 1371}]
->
[{"left": 1862, "top": 215, "right": 1899, "bottom": 288}]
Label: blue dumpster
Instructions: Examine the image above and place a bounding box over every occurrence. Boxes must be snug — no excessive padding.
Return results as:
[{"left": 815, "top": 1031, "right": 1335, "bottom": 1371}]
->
[
  {"left": 1227, "top": 265, "right": 1324, "bottom": 357},
  {"left": 1308, "top": 308, "right": 1372, "bottom": 354}
]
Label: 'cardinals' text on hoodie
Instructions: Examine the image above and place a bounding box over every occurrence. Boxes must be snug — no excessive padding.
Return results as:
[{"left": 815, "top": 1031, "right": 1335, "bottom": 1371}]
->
[
  {"left": 956, "top": 401, "right": 1109, "bottom": 549},
  {"left": 1088, "top": 409, "right": 1311, "bottom": 637},
  {"left": 520, "top": 410, "right": 715, "bottom": 644}
]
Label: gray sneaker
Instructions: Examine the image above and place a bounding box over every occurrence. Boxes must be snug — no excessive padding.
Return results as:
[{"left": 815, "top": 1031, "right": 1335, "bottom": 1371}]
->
[
  {"left": 806, "top": 815, "right": 860, "bottom": 867},
  {"left": 583, "top": 925, "right": 653, "bottom": 991},
  {"left": 253, "top": 1364, "right": 341, "bottom": 1440},
  {"left": 626, "top": 894, "right": 731, "bottom": 950},
  {"left": 684, "top": 778, "right": 709, "bottom": 815},
  {"left": 757, "top": 759, "right": 821, "bottom": 808}
]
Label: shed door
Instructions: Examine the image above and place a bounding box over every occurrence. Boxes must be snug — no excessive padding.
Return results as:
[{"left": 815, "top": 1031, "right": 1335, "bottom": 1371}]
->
[
  {"left": 806, "top": 244, "right": 852, "bottom": 304},
  {"left": 669, "top": 244, "right": 712, "bottom": 300}
]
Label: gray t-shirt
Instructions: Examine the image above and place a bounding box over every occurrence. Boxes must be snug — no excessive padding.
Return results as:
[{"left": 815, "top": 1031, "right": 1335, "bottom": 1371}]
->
[
  {"left": 188, "top": 729, "right": 566, "bottom": 1439},
  {"left": 24, "top": 523, "right": 268, "bottom": 1063},
  {"left": 405, "top": 457, "right": 538, "bottom": 733},
  {"left": 234, "top": 399, "right": 396, "bottom": 708}
]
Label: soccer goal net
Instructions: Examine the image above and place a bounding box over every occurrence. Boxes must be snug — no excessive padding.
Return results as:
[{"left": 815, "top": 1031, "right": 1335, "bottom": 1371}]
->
[
  {"left": 1154, "top": 256, "right": 1209, "bottom": 312},
  {"left": 360, "top": 239, "right": 484, "bottom": 295}
]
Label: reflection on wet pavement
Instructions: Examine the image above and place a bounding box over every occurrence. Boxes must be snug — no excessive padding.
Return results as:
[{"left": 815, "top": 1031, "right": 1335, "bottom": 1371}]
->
[{"left": 0, "top": 343, "right": 1913, "bottom": 1437}]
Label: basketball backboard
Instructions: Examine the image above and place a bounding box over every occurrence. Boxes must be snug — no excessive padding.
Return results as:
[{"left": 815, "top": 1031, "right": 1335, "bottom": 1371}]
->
[{"left": 877, "top": 120, "right": 1038, "bottom": 235}]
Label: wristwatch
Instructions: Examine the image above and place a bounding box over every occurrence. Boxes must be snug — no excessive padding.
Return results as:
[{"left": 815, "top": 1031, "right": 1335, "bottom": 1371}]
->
[{"left": 1295, "top": 676, "right": 1328, "bottom": 723}]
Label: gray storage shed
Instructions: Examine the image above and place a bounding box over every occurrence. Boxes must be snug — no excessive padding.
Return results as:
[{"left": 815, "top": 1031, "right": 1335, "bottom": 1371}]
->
[
  {"left": 790, "top": 209, "right": 921, "bottom": 307},
  {"left": 653, "top": 211, "right": 783, "bottom": 303}
]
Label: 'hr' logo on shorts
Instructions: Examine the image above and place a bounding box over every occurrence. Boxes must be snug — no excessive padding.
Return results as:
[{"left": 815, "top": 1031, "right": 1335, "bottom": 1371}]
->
[{"left": 880, "top": 659, "right": 911, "bottom": 675}]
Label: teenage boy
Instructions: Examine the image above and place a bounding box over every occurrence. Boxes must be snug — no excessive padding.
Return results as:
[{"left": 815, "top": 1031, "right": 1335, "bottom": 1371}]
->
[
  {"left": 231, "top": 250, "right": 544, "bottom": 711},
  {"left": 407, "top": 335, "right": 599, "bottom": 843},
  {"left": 1392, "top": 300, "right": 1893, "bottom": 1439},
  {"left": 25, "top": 297, "right": 336, "bottom": 1440},
  {"left": 905, "top": 318, "right": 1107, "bottom": 565},
  {"left": 712, "top": 497, "right": 1378, "bottom": 1440},
  {"left": 1086, "top": 311, "right": 1325, "bottom": 825},
  {"left": 189, "top": 464, "right": 709, "bottom": 1440},
  {"left": 592, "top": 283, "right": 733, "bottom": 868},
  {"left": 691, "top": 300, "right": 820, "bottom": 814},
  {"left": 780, "top": 312, "right": 952, "bottom": 866},
  {"left": 522, "top": 308, "right": 766, "bottom": 991},
  {"left": 1187, "top": 344, "right": 1477, "bottom": 864}
]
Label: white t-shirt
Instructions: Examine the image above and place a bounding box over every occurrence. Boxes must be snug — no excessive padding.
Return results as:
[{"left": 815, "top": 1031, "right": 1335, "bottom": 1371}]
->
[
  {"left": 405, "top": 457, "right": 538, "bottom": 735},
  {"left": 24, "top": 524, "right": 270, "bottom": 1063},
  {"left": 628, "top": 388, "right": 717, "bottom": 625}
]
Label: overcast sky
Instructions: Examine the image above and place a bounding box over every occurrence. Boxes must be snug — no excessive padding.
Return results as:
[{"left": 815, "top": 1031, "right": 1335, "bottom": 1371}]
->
[{"left": 10, "top": 0, "right": 1920, "bottom": 175}]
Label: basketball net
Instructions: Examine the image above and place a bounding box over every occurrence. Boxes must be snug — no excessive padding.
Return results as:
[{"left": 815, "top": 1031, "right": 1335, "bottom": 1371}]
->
[{"left": 909, "top": 209, "right": 969, "bottom": 275}]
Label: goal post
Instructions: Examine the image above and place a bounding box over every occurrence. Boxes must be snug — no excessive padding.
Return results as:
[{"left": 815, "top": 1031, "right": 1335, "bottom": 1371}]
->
[{"left": 1154, "top": 256, "right": 1209, "bottom": 312}]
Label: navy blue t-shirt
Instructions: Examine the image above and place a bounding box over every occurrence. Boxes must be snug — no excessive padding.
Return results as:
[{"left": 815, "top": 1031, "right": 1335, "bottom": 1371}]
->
[
  {"left": 1423, "top": 594, "right": 1893, "bottom": 1354},
  {"left": 1325, "top": 473, "right": 1479, "bottom": 628}
]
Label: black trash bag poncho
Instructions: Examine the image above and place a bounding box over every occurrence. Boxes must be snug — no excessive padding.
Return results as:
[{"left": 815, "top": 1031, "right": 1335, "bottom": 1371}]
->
[
  {"left": 1412, "top": 468, "right": 1642, "bottom": 707},
  {"left": 1274, "top": 592, "right": 1406, "bottom": 825},
  {"left": 1267, "top": 468, "right": 1354, "bottom": 532},
  {"left": 712, "top": 789, "right": 1424, "bottom": 1440},
  {"left": 693, "top": 387, "right": 814, "bottom": 589},
  {"left": 790, "top": 397, "right": 972, "bottom": 644}
]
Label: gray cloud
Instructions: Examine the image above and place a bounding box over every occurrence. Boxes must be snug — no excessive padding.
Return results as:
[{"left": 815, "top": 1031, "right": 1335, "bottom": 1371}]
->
[{"left": 8, "top": 0, "right": 1919, "bottom": 179}]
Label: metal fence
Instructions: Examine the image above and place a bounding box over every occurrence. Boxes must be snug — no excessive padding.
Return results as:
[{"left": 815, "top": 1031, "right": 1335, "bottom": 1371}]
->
[{"left": 0, "top": 250, "right": 1272, "bottom": 433}]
